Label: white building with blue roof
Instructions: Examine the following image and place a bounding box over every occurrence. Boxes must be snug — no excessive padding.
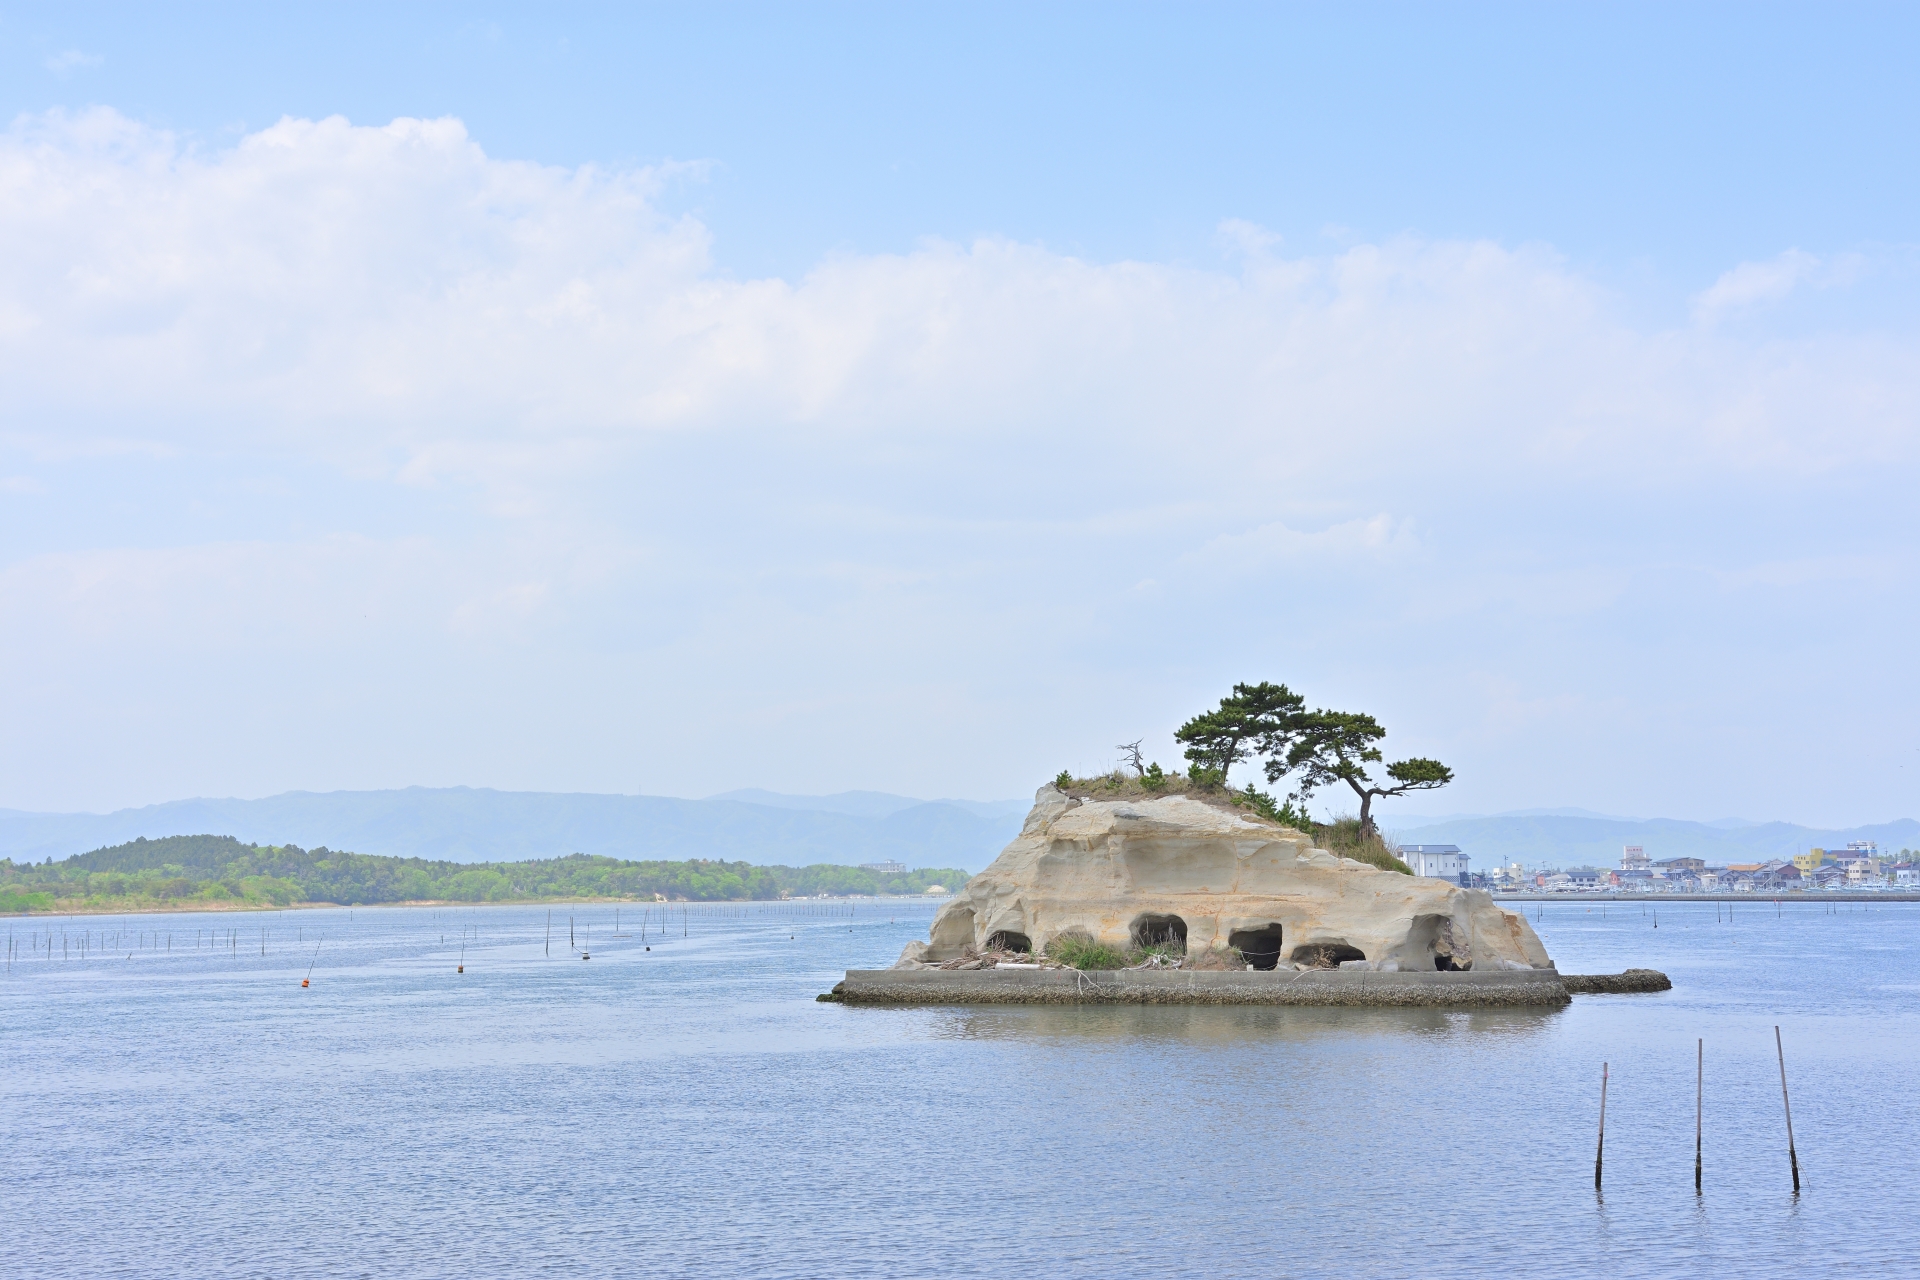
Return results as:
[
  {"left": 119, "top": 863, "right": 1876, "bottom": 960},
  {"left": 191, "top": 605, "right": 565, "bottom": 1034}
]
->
[{"left": 1401, "top": 844, "right": 1470, "bottom": 885}]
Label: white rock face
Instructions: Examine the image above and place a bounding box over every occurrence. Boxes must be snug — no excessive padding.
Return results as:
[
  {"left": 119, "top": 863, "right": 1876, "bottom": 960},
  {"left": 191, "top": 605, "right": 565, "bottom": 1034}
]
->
[{"left": 897, "top": 786, "right": 1553, "bottom": 971}]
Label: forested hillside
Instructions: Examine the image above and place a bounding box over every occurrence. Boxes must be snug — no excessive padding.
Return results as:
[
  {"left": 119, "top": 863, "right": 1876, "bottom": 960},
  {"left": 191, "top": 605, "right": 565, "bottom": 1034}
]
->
[{"left": 0, "top": 834, "right": 967, "bottom": 913}]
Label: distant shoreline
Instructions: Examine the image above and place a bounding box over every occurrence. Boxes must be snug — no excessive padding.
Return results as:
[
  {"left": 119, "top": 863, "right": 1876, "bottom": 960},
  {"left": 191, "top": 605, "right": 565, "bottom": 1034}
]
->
[
  {"left": 1494, "top": 891, "right": 1920, "bottom": 903},
  {"left": 0, "top": 892, "right": 957, "bottom": 919}
]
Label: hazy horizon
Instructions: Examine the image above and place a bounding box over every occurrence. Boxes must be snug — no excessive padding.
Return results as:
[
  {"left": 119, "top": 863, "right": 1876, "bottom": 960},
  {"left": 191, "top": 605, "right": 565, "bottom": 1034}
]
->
[
  {"left": 9, "top": 780, "right": 1917, "bottom": 832},
  {"left": 6, "top": 778, "right": 1916, "bottom": 883}
]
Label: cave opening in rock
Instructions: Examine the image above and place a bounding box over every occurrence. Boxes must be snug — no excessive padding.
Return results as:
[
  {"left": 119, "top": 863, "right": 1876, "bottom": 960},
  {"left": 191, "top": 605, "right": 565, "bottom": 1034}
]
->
[
  {"left": 985, "top": 930, "right": 1032, "bottom": 953},
  {"left": 1290, "top": 941, "right": 1366, "bottom": 968},
  {"left": 1130, "top": 914, "right": 1188, "bottom": 952},
  {"left": 1413, "top": 913, "right": 1471, "bottom": 971},
  {"left": 1229, "top": 924, "right": 1286, "bottom": 970}
]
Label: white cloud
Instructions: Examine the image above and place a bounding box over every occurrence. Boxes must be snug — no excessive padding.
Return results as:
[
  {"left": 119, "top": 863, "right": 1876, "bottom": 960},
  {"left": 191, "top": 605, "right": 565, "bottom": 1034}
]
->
[
  {"left": 0, "top": 110, "right": 1916, "bottom": 820},
  {"left": 1690, "top": 248, "right": 1871, "bottom": 325},
  {"left": 5, "top": 109, "right": 1910, "bottom": 494},
  {"left": 1196, "top": 515, "right": 1419, "bottom": 574},
  {"left": 1692, "top": 249, "right": 1819, "bottom": 322},
  {"left": 42, "top": 49, "right": 103, "bottom": 76}
]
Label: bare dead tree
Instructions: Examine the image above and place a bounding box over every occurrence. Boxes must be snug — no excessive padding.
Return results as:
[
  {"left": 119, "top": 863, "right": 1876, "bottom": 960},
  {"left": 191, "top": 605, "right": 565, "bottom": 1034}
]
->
[{"left": 1117, "top": 740, "right": 1146, "bottom": 776}]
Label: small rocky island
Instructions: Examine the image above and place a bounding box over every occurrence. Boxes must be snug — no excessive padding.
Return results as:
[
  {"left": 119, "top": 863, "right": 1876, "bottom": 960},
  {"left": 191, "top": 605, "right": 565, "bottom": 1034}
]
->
[{"left": 832, "top": 783, "right": 1664, "bottom": 1007}]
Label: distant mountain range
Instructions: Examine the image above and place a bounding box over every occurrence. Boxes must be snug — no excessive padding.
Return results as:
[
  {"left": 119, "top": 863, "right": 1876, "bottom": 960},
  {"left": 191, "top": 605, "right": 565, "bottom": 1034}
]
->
[
  {"left": 1388, "top": 812, "right": 1920, "bottom": 868},
  {"left": 8, "top": 786, "right": 1911, "bottom": 876},
  {"left": 0, "top": 787, "right": 1033, "bottom": 872}
]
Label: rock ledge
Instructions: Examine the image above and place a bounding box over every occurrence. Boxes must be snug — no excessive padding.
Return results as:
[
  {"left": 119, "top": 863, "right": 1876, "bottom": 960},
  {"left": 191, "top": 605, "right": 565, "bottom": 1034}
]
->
[{"left": 1561, "top": 969, "right": 1672, "bottom": 994}]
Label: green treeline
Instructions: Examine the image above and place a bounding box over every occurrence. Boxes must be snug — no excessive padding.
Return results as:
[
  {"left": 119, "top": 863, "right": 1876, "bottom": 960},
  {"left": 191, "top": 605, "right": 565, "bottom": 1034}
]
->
[{"left": 0, "top": 834, "right": 970, "bottom": 913}]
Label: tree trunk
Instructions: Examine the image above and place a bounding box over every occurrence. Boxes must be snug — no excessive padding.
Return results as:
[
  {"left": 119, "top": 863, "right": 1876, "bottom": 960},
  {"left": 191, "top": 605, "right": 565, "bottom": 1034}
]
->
[{"left": 1351, "top": 779, "right": 1375, "bottom": 837}]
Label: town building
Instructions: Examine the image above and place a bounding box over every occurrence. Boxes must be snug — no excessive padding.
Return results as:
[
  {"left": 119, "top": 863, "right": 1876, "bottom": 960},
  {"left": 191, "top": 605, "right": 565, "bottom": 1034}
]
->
[
  {"left": 1487, "top": 863, "right": 1528, "bottom": 891},
  {"left": 1401, "top": 844, "right": 1471, "bottom": 885},
  {"left": 859, "top": 861, "right": 907, "bottom": 875},
  {"left": 1620, "top": 845, "right": 1650, "bottom": 871}
]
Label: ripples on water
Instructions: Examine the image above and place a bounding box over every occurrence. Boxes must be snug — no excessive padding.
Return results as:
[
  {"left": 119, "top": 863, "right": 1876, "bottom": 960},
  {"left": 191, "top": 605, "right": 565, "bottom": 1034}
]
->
[{"left": 4, "top": 897, "right": 1916, "bottom": 1278}]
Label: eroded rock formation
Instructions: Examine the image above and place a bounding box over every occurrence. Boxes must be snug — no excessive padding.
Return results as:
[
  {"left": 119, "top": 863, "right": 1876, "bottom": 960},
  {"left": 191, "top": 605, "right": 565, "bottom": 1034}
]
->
[{"left": 894, "top": 786, "right": 1553, "bottom": 972}]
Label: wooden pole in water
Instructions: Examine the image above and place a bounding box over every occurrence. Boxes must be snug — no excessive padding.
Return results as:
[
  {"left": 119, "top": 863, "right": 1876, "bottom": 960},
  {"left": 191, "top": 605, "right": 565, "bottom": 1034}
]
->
[
  {"left": 1695, "top": 1038, "right": 1703, "bottom": 1193},
  {"left": 546, "top": 909, "right": 552, "bottom": 957},
  {"left": 1775, "top": 1026, "right": 1800, "bottom": 1192},
  {"left": 1595, "top": 1062, "right": 1609, "bottom": 1190}
]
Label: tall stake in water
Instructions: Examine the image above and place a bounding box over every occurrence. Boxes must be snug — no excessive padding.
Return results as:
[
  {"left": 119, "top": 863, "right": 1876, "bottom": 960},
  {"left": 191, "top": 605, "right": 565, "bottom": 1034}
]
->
[
  {"left": 1695, "top": 1039, "right": 1703, "bottom": 1193},
  {"left": 1775, "top": 1026, "right": 1800, "bottom": 1193},
  {"left": 1594, "top": 1062, "right": 1609, "bottom": 1190}
]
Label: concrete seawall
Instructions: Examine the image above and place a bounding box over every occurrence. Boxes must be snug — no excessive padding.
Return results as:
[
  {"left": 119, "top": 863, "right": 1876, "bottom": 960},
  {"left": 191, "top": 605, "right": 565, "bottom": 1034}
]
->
[{"left": 834, "top": 966, "right": 1574, "bottom": 1007}]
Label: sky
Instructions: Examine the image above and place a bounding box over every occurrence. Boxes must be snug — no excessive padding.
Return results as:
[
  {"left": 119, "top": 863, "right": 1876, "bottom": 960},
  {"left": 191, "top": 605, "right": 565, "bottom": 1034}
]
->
[{"left": 1, "top": 3, "right": 1917, "bottom": 825}]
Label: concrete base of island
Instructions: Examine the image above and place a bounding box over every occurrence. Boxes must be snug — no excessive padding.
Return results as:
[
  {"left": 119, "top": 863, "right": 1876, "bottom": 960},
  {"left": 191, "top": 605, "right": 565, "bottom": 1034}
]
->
[{"left": 829, "top": 965, "right": 1588, "bottom": 1007}]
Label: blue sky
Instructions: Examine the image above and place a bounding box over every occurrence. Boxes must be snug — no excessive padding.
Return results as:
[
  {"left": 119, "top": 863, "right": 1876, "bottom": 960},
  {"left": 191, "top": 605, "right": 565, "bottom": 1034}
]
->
[
  {"left": 2, "top": 3, "right": 1917, "bottom": 824},
  {"left": 9, "top": 3, "right": 1918, "bottom": 285}
]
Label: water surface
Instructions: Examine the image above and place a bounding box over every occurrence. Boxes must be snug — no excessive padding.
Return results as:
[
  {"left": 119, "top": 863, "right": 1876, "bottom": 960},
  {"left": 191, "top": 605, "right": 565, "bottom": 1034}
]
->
[{"left": 4, "top": 897, "right": 1916, "bottom": 1277}]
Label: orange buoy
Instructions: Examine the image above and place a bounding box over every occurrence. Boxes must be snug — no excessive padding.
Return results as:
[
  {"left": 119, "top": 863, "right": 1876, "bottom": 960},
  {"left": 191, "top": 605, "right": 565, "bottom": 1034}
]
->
[
  {"left": 301, "top": 978, "right": 309, "bottom": 988},
  {"left": 456, "top": 965, "right": 464, "bottom": 973}
]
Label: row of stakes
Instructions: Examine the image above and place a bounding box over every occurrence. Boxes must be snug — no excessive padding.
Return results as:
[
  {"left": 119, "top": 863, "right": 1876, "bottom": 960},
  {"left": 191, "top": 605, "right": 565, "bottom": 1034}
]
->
[
  {"left": 297, "top": 911, "right": 619, "bottom": 986},
  {"left": 1, "top": 905, "right": 855, "bottom": 987},
  {"left": 297, "top": 904, "right": 822, "bottom": 986},
  {"left": 1594, "top": 1026, "right": 1801, "bottom": 1194}
]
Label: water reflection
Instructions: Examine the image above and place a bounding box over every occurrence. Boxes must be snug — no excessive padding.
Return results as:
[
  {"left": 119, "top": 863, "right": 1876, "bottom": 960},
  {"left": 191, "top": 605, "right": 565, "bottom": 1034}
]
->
[{"left": 919, "top": 1001, "right": 1565, "bottom": 1045}]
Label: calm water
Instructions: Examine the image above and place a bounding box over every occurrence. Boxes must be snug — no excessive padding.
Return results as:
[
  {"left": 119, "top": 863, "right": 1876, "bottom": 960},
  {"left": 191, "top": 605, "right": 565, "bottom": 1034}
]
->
[{"left": 4, "top": 897, "right": 1918, "bottom": 1278}]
